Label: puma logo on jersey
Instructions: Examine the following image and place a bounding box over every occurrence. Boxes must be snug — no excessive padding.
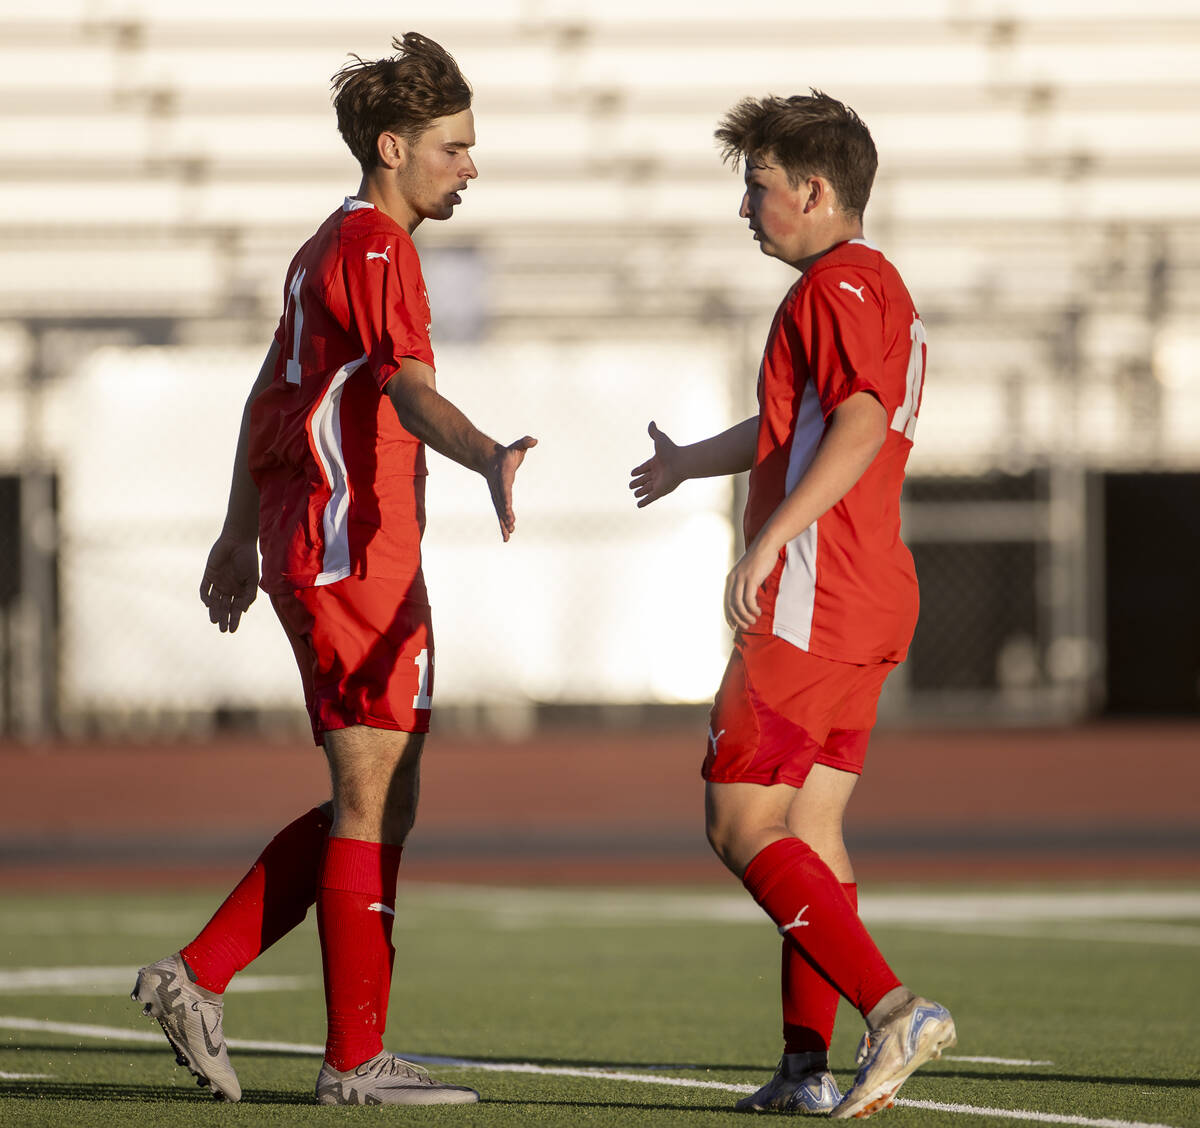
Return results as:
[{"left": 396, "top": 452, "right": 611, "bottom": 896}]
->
[
  {"left": 366, "top": 246, "right": 391, "bottom": 263},
  {"left": 778, "top": 906, "right": 811, "bottom": 934},
  {"left": 839, "top": 281, "right": 865, "bottom": 302}
]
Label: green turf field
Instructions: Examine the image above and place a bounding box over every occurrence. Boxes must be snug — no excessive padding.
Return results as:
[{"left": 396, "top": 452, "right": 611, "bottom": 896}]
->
[{"left": 1, "top": 883, "right": 1197, "bottom": 1127}]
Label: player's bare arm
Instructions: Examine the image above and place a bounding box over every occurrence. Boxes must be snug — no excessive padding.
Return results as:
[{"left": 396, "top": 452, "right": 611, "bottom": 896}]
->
[
  {"left": 629, "top": 416, "right": 758, "bottom": 508},
  {"left": 200, "top": 340, "right": 279, "bottom": 633},
  {"left": 386, "top": 356, "right": 536, "bottom": 541},
  {"left": 725, "top": 392, "right": 886, "bottom": 630}
]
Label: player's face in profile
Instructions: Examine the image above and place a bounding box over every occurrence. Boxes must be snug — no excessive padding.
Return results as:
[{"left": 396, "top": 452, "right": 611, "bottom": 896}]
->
[
  {"left": 740, "top": 158, "right": 807, "bottom": 265},
  {"left": 398, "top": 109, "right": 478, "bottom": 223}
]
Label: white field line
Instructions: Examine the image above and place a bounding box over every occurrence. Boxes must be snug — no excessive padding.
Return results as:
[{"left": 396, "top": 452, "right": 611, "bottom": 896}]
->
[
  {"left": 895, "top": 921, "right": 1200, "bottom": 947},
  {"left": 0, "top": 1016, "right": 326, "bottom": 1056},
  {"left": 0, "top": 1017, "right": 1179, "bottom": 1128},
  {"left": 396, "top": 885, "right": 1200, "bottom": 932},
  {"left": 0, "top": 1070, "right": 53, "bottom": 1079},
  {"left": 0, "top": 911, "right": 187, "bottom": 938},
  {"left": 0, "top": 1016, "right": 1047, "bottom": 1069},
  {"left": 948, "top": 1055, "right": 1054, "bottom": 1066},
  {"left": 4, "top": 890, "right": 1199, "bottom": 941},
  {"left": 0, "top": 967, "right": 308, "bottom": 995}
]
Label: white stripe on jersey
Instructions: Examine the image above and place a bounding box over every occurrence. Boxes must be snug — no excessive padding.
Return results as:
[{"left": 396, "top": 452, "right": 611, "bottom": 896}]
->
[
  {"left": 772, "top": 381, "right": 826, "bottom": 651},
  {"left": 310, "top": 354, "right": 368, "bottom": 586}
]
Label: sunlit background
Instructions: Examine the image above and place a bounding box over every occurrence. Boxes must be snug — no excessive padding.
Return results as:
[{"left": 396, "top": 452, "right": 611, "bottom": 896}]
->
[{"left": 2, "top": 0, "right": 1198, "bottom": 739}]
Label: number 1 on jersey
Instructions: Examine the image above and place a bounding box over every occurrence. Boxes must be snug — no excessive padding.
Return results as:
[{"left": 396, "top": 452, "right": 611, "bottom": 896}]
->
[
  {"left": 890, "top": 316, "right": 926, "bottom": 440},
  {"left": 412, "top": 648, "right": 433, "bottom": 710},
  {"left": 284, "top": 267, "right": 307, "bottom": 385}
]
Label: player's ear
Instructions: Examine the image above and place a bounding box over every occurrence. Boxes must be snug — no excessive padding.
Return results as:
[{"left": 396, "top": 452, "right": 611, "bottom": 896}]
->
[
  {"left": 801, "top": 176, "right": 826, "bottom": 215},
  {"left": 376, "top": 131, "right": 407, "bottom": 171}
]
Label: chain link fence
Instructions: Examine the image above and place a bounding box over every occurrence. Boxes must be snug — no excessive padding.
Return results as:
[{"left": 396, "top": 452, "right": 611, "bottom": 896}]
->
[{"left": 2, "top": 297, "right": 1196, "bottom": 737}]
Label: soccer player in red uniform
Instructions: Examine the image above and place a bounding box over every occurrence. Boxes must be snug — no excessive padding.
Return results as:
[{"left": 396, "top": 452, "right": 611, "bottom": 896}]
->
[
  {"left": 630, "top": 92, "right": 956, "bottom": 1119},
  {"left": 132, "top": 33, "right": 534, "bottom": 1106}
]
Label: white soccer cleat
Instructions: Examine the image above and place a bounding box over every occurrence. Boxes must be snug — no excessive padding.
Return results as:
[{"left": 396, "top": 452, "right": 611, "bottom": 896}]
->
[
  {"left": 315, "top": 1050, "right": 480, "bottom": 1105},
  {"left": 131, "top": 952, "right": 242, "bottom": 1102},
  {"left": 831, "top": 996, "right": 956, "bottom": 1119},
  {"left": 735, "top": 1053, "right": 842, "bottom": 1113}
]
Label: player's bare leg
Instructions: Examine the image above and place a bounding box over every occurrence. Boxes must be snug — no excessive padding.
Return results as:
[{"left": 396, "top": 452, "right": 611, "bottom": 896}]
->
[
  {"left": 322, "top": 724, "right": 424, "bottom": 846},
  {"left": 784, "top": 764, "right": 857, "bottom": 883},
  {"left": 314, "top": 726, "right": 478, "bottom": 1106},
  {"left": 705, "top": 779, "right": 795, "bottom": 879}
]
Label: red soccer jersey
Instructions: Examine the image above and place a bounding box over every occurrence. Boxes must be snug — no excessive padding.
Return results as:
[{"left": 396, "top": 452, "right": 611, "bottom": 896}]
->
[
  {"left": 743, "top": 240, "right": 927, "bottom": 664},
  {"left": 249, "top": 199, "right": 435, "bottom": 594}
]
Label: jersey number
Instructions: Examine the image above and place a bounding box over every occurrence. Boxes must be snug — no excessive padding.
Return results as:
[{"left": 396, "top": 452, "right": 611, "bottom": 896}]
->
[
  {"left": 412, "top": 648, "right": 433, "bottom": 710},
  {"left": 284, "top": 267, "right": 308, "bottom": 385},
  {"left": 890, "top": 316, "right": 926, "bottom": 440}
]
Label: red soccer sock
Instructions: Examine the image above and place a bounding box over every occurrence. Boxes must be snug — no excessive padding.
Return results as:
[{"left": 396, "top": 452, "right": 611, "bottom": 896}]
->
[
  {"left": 781, "top": 882, "right": 858, "bottom": 1054},
  {"left": 743, "top": 838, "right": 900, "bottom": 1019},
  {"left": 182, "top": 805, "right": 332, "bottom": 993},
  {"left": 317, "top": 836, "right": 404, "bottom": 1071}
]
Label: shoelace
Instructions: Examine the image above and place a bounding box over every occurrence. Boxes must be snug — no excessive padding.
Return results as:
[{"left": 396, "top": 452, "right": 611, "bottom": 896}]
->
[{"left": 370, "top": 1055, "right": 435, "bottom": 1085}]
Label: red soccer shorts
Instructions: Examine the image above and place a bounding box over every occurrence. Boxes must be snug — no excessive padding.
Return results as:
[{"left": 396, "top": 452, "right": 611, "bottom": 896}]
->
[
  {"left": 270, "top": 573, "right": 434, "bottom": 744},
  {"left": 702, "top": 633, "right": 897, "bottom": 788}
]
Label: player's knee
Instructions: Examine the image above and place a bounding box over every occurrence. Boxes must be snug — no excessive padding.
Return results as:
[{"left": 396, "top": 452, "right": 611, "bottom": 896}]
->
[
  {"left": 705, "top": 801, "right": 741, "bottom": 864},
  {"left": 379, "top": 802, "right": 417, "bottom": 847},
  {"left": 706, "top": 811, "right": 787, "bottom": 877},
  {"left": 705, "top": 816, "right": 735, "bottom": 869},
  {"left": 788, "top": 822, "right": 843, "bottom": 862}
]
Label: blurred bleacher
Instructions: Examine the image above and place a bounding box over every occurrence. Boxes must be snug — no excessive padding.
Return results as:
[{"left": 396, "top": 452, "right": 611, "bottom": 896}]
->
[
  {"left": 3, "top": 1, "right": 1199, "bottom": 330},
  {"left": 1, "top": 0, "right": 1198, "bottom": 735}
]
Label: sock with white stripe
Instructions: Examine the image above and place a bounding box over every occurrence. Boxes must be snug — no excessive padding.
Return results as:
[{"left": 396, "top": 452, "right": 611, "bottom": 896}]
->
[
  {"left": 781, "top": 881, "right": 858, "bottom": 1054},
  {"left": 317, "top": 835, "right": 403, "bottom": 1071},
  {"left": 743, "top": 838, "right": 901, "bottom": 1020}
]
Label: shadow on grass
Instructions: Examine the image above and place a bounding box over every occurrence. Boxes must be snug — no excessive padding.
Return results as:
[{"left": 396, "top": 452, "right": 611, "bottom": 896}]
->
[
  {"left": 0, "top": 1079, "right": 305, "bottom": 1104},
  {"left": 0, "top": 1083, "right": 741, "bottom": 1113}
]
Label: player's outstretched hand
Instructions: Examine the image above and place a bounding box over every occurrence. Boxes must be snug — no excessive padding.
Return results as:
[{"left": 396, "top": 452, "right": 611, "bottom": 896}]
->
[
  {"left": 486, "top": 435, "right": 538, "bottom": 542},
  {"left": 200, "top": 534, "right": 259, "bottom": 633},
  {"left": 629, "top": 421, "right": 685, "bottom": 508}
]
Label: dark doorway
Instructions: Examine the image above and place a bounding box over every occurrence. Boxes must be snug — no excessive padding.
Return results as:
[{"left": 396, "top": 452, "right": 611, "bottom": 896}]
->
[{"left": 1104, "top": 472, "right": 1200, "bottom": 714}]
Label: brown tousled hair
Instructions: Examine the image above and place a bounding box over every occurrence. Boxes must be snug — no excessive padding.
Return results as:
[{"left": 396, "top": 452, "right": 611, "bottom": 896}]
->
[
  {"left": 715, "top": 91, "right": 878, "bottom": 220},
  {"left": 331, "top": 32, "right": 472, "bottom": 171}
]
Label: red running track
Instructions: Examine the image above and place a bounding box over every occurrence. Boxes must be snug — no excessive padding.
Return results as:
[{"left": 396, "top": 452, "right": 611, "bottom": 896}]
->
[{"left": 2, "top": 721, "right": 1197, "bottom": 887}]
